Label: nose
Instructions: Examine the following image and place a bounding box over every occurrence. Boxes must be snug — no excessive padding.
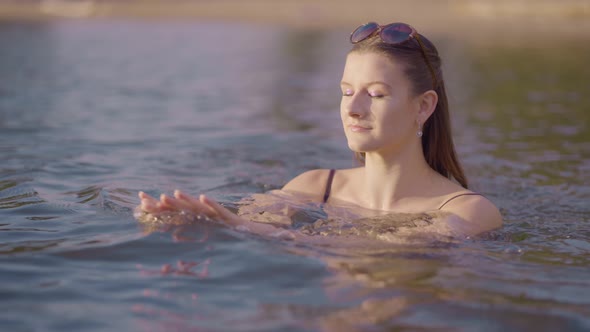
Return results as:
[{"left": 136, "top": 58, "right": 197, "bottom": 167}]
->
[{"left": 344, "top": 93, "right": 368, "bottom": 118}]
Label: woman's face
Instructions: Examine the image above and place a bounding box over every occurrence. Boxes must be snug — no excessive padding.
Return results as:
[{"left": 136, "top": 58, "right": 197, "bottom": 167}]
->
[{"left": 340, "top": 51, "right": 419, "bottom": 155}]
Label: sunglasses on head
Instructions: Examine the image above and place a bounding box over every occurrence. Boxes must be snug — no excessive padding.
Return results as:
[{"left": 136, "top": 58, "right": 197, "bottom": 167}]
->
[{"left": 350, "top": 22, "right": 438, "bottom": 89}]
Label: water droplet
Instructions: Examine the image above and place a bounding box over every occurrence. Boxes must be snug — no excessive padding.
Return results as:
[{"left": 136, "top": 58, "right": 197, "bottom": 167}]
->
[{"left": 503, "top": 244, "right": 523, "bottom": 255}]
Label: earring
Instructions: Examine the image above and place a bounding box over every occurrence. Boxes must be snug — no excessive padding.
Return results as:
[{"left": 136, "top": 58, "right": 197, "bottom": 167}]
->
[{"left": 417, "top": 122, "right": 423, "bottom": 137}]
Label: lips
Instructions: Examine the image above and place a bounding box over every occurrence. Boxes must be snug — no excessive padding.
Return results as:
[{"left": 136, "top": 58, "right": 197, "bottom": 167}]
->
[{"left": 348, "top": 124, "right": 372, "bottom": 132}]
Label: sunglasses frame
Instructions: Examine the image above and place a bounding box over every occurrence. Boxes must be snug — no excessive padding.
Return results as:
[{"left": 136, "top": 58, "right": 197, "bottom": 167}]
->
[{"left": 350, "top": 22, "right": 438, "bottom": 89}]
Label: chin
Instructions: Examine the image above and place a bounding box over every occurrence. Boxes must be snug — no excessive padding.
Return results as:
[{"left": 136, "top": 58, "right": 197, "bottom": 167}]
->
[{"left": 347, "top": 141, "right": 373, "bottom": 153}]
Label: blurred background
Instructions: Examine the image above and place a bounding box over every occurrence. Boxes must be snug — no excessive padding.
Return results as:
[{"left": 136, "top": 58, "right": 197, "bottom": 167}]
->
[
  {"left": 1, "top": 0, "right": 589, "bottom": 35},
  {"left": 0, "top": 0, "right": 589, "bottom": 24}
]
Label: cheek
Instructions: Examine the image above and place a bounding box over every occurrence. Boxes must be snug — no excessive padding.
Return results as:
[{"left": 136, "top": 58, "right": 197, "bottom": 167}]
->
[
  {"left": 340, "top": 96, "right": 349, "bottom": 110},
  {"left": 375, "top": 100, "right": 412, "bottom": 131},
  {"left": 340, "top": 98, "right": 348, "bottom": 119}
]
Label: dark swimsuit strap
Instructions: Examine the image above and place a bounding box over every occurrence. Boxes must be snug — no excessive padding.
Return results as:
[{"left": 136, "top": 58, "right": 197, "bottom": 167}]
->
[
  {"left": 322, "top": 169, "right": 336, "bottom": 203},
  {"left": 438, "top": 192, "right": 482, "bottom": 210}
]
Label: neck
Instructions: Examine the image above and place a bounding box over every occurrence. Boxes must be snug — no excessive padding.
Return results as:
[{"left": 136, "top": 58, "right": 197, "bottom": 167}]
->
[{"left": 361, "top": 142, "right": 434, "bottom": 211}]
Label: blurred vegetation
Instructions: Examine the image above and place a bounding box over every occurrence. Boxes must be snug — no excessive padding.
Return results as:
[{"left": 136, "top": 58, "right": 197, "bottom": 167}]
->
[
  {"left": 466, "top": 41, "right": 590, "bottom": 185},
  {"left": 0, "top": 0, "right": 588, "bottom": 25}
]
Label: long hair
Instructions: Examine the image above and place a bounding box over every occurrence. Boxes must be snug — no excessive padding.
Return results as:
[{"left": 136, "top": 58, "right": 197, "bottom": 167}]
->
[{"left": 350, "top": 31, "right": 468, "bottom": 188}]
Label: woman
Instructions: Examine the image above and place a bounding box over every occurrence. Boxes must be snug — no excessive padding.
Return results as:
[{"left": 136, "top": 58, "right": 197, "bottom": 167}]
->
[{"left": 136, "top": 22, "right": 502, "bottom": 241}]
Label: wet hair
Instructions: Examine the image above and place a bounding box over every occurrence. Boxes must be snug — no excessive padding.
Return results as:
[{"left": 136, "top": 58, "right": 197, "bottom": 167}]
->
[{"left": 350, "top": 31, "right": 468, "bottom": 189}]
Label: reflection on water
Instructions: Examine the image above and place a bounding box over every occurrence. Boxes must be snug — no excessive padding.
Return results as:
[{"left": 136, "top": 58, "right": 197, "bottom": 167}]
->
[{"left": 0, "top": 20, "right": 589, "bottom": 331}]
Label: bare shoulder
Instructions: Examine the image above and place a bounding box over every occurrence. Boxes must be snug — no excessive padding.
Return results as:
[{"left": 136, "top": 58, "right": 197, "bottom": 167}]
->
[
  {"left": 439, "top": 193, "right": 503, "bottom": 234},
  {"left": 282, "top": 169, "right": 333, "bottom": 199}
]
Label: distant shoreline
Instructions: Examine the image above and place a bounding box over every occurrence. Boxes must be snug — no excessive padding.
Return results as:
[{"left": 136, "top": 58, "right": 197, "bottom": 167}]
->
[{"left": 1, "top": 0, "right": 589, "bottom": 39}]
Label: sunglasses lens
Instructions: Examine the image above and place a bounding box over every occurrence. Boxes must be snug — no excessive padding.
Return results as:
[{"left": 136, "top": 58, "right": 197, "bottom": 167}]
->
[
  {"left": 381, "top": 23, "right": 413, "bottom": 43},
  {"left": 350, "top": 22, "right": 379, "bottom": 43}
]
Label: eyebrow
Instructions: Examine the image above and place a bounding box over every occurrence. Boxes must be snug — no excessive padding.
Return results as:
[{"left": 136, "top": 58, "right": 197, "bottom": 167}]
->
[{"left": 340, "top": 81, "right": 392, "bottom": 89}]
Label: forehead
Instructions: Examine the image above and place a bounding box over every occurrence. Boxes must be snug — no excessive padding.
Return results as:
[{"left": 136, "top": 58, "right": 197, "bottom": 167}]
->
[{"left": 341, "top": 51, "right": 405, "bottom": 85}]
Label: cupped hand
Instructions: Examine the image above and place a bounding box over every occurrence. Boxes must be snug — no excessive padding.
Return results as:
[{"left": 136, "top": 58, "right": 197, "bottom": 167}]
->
[
  {"left": 135, "top": 190, "right": 294, "bottom": 239},
  {"left": 137, "top": 190, "right": 241, "bottom": 226}
]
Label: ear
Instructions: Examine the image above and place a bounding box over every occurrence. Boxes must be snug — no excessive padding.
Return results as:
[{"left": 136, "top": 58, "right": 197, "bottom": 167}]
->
[{"left": 415, "top": 90, "right": 438, "bottom": 124}]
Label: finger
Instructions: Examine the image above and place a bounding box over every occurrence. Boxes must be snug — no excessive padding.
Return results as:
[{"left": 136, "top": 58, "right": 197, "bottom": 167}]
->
[
  {"left": 161, "top": 194, "right": 193, "bottom": 212},
  {"left": 140, "top": 198, "right": 160, "bottom": 214},
  {"left": 155, "top": 195, "right": 175, "bottom": 212},
  {"left": 159, "top": 194, "right": 178, "bottom": 209},
  {"left": 174, "top": 190, "right": 218, "bottom": 217},
  {"left": 138, "top": 192, "right": 160, "bottom": 209},
  {"left": 200, "top": 195, "right": 236, "bottom": 222},
  {"left": 138, "top": 192, "right": 162, "bottom": 213},
  {"left": 139, "top": 191, "right": 160, "bottom": 203},
  {"left": 174, "top": 190, "right": 203, "bottom": 204},
  {"left": 171, "top": 190, "right": 202, "bottom": 212}
]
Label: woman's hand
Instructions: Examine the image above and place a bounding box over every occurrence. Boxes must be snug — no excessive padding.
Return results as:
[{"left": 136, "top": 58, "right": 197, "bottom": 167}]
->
[
  {"left": 136, "top": 190, "right": 298, "bottom": 240},
  {"left": 137, "top": 190, "right": 242, "bottom": 226}
]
